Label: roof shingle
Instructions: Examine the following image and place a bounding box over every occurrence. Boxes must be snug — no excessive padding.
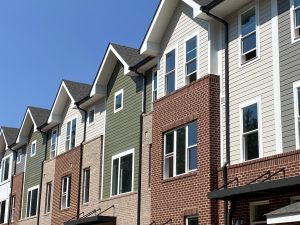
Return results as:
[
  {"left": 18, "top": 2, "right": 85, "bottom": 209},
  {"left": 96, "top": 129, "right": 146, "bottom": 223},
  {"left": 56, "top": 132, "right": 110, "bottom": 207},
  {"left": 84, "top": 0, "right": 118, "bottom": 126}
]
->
[
  {"left": 1, "top": 127, "right": 19, "bottom": 146},
  {"left": 63, "top": 80, "right": 91, "bottom": 103},
  {"left": 28, "top": 107, "right": 50, "bottom": 127}
]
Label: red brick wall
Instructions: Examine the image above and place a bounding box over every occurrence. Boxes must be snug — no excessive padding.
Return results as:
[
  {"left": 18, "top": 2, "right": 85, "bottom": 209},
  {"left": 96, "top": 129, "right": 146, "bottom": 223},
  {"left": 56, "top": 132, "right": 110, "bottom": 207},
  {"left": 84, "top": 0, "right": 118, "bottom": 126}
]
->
[
  {"left": 51, "top": 146, "right": 81, "bottom": 225},
  {"left": 11, "top": 172, "right": 24, "bottom": 225},
  {"left": 151, "top": 74, "right": 220, "bottom": 225}
]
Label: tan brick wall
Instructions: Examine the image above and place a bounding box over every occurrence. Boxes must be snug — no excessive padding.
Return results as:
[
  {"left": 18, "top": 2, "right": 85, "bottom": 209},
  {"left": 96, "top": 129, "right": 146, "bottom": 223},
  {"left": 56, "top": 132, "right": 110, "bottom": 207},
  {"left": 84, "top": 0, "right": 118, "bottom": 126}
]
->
[
  {"left": 39, "top": 158, "right": 56, "bottom": 225},
  {"left": 11, "top": 173, "right": 24, "bottom": 225},
  {"left": 18, "top": 217, "right": 38, "bottom": 225}
]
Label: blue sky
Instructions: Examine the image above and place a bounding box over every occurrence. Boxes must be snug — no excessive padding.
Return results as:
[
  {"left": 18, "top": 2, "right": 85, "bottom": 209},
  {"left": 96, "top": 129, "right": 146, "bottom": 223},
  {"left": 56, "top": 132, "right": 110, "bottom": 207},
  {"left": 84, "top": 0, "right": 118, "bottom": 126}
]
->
[{"left": 0, "top": 0, "right": 159, "bottom": 128}]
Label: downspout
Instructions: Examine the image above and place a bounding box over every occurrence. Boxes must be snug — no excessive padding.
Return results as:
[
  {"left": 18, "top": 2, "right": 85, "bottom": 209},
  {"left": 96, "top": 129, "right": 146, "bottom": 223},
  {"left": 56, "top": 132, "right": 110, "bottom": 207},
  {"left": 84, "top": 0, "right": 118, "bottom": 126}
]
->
[
  {"left": 37, "top": 127, "right": 49, "bottom": 225},
  {"left": 75, "top": 102, "right": 88, "bottom": 219},
  {"left": 129, "top": 66, "right": 147, "bottom": 225},
  {"left": 7, "top": 144, "right": 17, "bottom": 225},
  {"left": 201, "top": 3, "right": 230, "bottom": 225}
]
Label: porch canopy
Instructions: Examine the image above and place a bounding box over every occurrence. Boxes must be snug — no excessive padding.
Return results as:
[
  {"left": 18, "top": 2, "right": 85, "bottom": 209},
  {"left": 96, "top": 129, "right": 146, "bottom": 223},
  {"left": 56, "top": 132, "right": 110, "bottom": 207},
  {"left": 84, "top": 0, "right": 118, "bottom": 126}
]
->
[
  {"left": 266, "top": 202, "right": 300, "bottom": 224},
  {"left": 64, "top": 216, "right": 116, "bottom": 225}
]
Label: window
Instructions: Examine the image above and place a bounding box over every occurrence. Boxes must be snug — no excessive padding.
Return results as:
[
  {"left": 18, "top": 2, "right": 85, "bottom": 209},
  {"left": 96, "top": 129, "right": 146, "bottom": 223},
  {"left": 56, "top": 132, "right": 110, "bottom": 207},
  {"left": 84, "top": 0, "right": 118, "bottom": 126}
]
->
[
  {"left": 165, "top": 49, "right": 176, "bottom": 94},
  {"left": 250, "top": 201, "right": 269, "bottom": 225},
  {"left": 186, "top": 216, "right": 198, "bottom": 225},
  {"left": 88, "top": 108, "right": 95, "bottom": 125},
  {"left": 185, "top": 36, "right": 197, "bottom": 84},
  {"left": 1, "top": 156, "right": 11, "bottom": 182},
  {"left": 111, "top": 149, "right": 134, "bottom": 196},
  {"left": 164, "top": 122, "right": 198, "bottom": 179},
  {"left": 83, "top": 168, "right": 90, "bottom": 204},
  {"left": 240, "top": 7, "right": 258, "bottom": 64},
  {"left": 291, "top": 0, "right": 300, "bottom": 40},
  {"left": 241, "top": 99, "right": 261, "bottom": 161},
  {"left": 65, "top": 118, "right": 76, "bottom": 151},
  {"left": 152, "top": 70, "right": 158, "bottom": 101},
  {"left": 61, "top": 176, "right": 71, "bottom": 209},
  {"left": 293, "top": 81, "right": 300, "bottom": 149},
  {"left": 114, "top": 89, "right": 124, "bottom": 113},
  {"left": 0, "top": 200, "right": 6, "bottom": 223},
  {"left": 31, "top": 140, "right": 36, "bottom": 157},
  {"left": 45, "top": 182, "right": 52, "bottom": 213},
  {"left": 50, "top": 129, "right": 58, "bottom": 159},
  {"left": 11, "top": 196, "right": 15, "bottom": 222},
  {"left": 26, "top": 186, "right": 39, "bottom": 218},
  {"left": 16, "top": 150, "right": 22, "bottom": 164}
]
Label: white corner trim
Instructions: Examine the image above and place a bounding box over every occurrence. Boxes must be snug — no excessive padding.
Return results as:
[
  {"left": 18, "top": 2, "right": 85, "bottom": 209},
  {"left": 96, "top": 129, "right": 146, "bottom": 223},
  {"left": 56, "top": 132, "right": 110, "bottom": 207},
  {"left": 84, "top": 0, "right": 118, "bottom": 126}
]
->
[
  {"left": 30, "top": 140, "right": 37, "bottom": 157},
  {"left": 293, "top": 80, "right": 300, "bottom": 149},
  {"left": 271, "top": 0, "right": 283, "bottom": 154}
]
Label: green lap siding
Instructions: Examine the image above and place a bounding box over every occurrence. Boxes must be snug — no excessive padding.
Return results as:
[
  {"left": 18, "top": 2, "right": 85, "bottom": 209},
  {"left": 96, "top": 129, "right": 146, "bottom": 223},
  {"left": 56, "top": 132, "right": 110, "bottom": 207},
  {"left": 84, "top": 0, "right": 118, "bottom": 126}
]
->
[{"left": 22, "top": 127, "right": 46, "bottom": 218}]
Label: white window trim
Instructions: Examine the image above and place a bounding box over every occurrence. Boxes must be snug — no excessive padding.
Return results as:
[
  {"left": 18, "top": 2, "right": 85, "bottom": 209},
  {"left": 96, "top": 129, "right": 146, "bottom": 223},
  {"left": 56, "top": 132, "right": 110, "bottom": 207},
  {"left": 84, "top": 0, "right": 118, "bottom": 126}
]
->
[
  {"left": 238, "top": 1, "right": 261, "bottom": 68},
  {"left": 163, "top": 123, "right": 198, "bottom": 179},
  {"left": 65, "top": 117, "right": 77, "bottom": 151},
  {"left": 163, "top": 45, "right": 178, "bottom": 95},
  {"left": 184, "top": 31, "right": 200, "bottom": 85},
  {"left": 61, "top": 176, "right": 71, "bottom": 209},
  {"left": 87, "top": 107, "right": 96, "bottom": 126},
  {"left": 50, "top": 128, "right": 58, "bottom": 159},
  {"left": 30, "top": 140, "right": 37, "bottom": 157},
  {"left": 82, "top": 168, "right": 90, "bottom": 204},
  {"left": 239, "top": 97, "right": 263, "bottom": 162},
  {"left": 114, "top": 89, "right": 124, "bottom": 113},
  {"left": 152, "top": 68, "right": 158, "bottom": 102},
  {"left": 290, "top": 0, "right": 300, "bottom": 43},
  {"left": 250, "top": 200, "right": 269, "bottom": 225},
  {"left": 16, "top": 149, "right": 22, "bottom": 164},
  {"left": 45, "top": 182, "right": 52, "bottom": 214},
  {"left": 1, "top": 154, "right": 12, "bottom": 183},
  {"left": 186, "top": 216, "right": 198, "bottom": 224},
  {"left": 26, "top": 185, "right": 39, "bottom": 218},
  {"left": 293, "top": 80, "right": 300, "bottom": 149},
  {"left": 110, "top": 148, "right": 135, "bottom": 197}
]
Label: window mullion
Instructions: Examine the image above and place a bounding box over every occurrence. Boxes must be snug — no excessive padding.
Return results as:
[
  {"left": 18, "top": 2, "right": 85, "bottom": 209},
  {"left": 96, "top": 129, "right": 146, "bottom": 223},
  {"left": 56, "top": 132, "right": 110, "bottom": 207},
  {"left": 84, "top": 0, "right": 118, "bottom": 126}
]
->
[
  {"left": 185, "top": 126, "right": 188, "bottom": 173},
  {"left": 174, "top": 130, "right": 177, "bottom": 176}
]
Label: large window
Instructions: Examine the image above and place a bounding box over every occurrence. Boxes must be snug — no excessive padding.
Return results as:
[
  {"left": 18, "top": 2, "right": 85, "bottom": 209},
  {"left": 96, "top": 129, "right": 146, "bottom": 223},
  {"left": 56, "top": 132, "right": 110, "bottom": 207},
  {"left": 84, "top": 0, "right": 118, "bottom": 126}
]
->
[
  {"left": 26, "top": 186, "right": 39, "bottom": 218},
  {"left": 293, "top": 81, "right": 300, "bottom": 149},
  {"left": 31, "top": 140, "right": 37, "bottom": 157},
  {"left": 0, "top": 200, "right": 6, "bottom": 223},
  {"left": 1, "top": 156, "right": 11, "bottom": 183},
  {"left": 164, "top": 122, "right": 198, "bottom": 179},
  {"left": 61, "top": 176, "right": 71, "bottom": 209},
  {"left": 50, "top": 129, "right": 58, "bottom": 159},
  {"left": 83, "top": 168, "right": 90, "bottom": 204},
  {"left": 65, "top": 118, "right": 76, "bottom": 151},
  {"left": 152, "top": 70, "right": 158, "bottom": 102},
  {"left": 45, "top": 182, "right": 52, "bottom": 214},
  {"left": 185, "top": 36, "right": 197, "bottom": 84},
  {"left": 240, "top": 7, "right": 258, "bottom": 64},
  {"left": 11, "top": 196, "right": 15, "bottom": 222},
  {"left": 186, "top": 216, "right": 198, "bottom": 225},
  {"left": 111, "top": 149, "right": 134, "bottom": 196},
  {"left": 165, "top": 49, "right": 176, "bottom": 94},
  {"left": 241, "top": 100, "right": 261, "bottom": 161},
  {"left": 250, "top": 201, "right": 269, "bottom": 225},
  {"left": 114, "top": 89, "right": 124, "bottom": 113},
  {"left": 292, "top": 0, "right": 300, "bottom": 40}
]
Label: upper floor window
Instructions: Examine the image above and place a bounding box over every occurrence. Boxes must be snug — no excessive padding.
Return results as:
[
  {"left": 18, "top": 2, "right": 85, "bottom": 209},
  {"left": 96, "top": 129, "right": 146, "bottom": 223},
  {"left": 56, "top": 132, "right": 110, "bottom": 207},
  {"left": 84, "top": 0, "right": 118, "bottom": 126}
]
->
[
  {"left": 31, "top": 140, "right": 37, "bottom": 157},
  {"left": 1, "top": 156, "right": 11, "bottom": 183},
  {"left": 114, "top": 89, "right": 124, "bottom": 113},
  {"left": 185, "top": 36, "right": 197, "bottom": 84},
  {"left": 65, "top": 118, "right": 76, "bottom": 151},
  {"left": 26, "top": 186, "right": 39, "bottom": 218},
  {"left": 186, "top": 216, "right": 198, "bottom": 225},
  {"left": 16, "top": 149, "right": 22, "bottom": 164},
  {"left": 0, "top": 200, "right": 6, "bottom": 223},
  {"left": 152, "top": 70, "right": 158, "bottom": 102},
  {"left": 83, "top": 168, "right": 90, "bottom": 204},
  {"left": 50, "top": 129, "right": 58, "bottom": 159},
  {"left": 250, "top": 201, "right": 269, "bottom": 225},
  {"left": 293, "top": 81, "right": 300, "bottom": 148},
  {"left": 61, "top": 176, "right": 71, "bottom": 209},
  {"left": 88, "top": 108, "right": 95, "bottom": 125},
  {"left": 291, "top": 0, "right": 300, "bottom": 40},
  {"left": 240, "top": 99, "right": 261, "bottom": 161},
  {"left": 111, "top": 149, "right": 134, "bottom": 196},
  {"left": 164, "top": 122, "right": 198, "bottom": 179},
  {"left": 165, "top": 49, "right": 176, "bottom": 94},
  {"left": 45, "top": 182, "right": 52, "bottom": 214},
  {"left": 240, "top": 7, "right": 258, "bottom": 64}
]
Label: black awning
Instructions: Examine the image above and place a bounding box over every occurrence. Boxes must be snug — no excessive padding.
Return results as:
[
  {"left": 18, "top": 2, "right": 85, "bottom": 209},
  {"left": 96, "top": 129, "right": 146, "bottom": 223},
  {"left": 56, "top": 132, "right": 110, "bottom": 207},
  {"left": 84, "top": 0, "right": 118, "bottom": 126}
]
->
[
  {"left": 208, "top": 175, "right": 300, "bottom": 200},
  {"left": 64, "top": 216, "right": 116, "bottom": 225}
]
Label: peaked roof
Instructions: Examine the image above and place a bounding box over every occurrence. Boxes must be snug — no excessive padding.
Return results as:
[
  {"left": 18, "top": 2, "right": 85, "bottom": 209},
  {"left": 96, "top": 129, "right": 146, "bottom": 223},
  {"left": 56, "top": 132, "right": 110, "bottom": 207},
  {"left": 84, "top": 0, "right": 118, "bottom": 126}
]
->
[
  {"left": 1, "top": 127, "right": 19, "bottom": 147},
  {"left": 28, "top": 106, "right": 50, "bottom": 127},
  {"left": 266, "top": 202, "right": 300, "bottom": 217},
  {"left": 63, "top": 80, "right": 91, "bottom": 103}
]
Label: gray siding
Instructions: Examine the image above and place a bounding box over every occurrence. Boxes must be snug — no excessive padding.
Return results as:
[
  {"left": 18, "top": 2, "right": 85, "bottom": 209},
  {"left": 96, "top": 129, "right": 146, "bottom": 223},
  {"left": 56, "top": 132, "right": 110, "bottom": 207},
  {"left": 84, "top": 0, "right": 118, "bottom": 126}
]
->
[{"left": 278, "top": 0, "right": 300, "bottom": 151}]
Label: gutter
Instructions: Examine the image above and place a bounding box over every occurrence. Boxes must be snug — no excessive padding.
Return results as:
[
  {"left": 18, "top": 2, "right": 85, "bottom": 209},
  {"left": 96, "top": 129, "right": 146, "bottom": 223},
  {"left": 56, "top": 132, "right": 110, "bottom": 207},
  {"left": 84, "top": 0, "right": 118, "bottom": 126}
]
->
[{"left": 201, "top": 1, "right": 231, "bottom": 225}]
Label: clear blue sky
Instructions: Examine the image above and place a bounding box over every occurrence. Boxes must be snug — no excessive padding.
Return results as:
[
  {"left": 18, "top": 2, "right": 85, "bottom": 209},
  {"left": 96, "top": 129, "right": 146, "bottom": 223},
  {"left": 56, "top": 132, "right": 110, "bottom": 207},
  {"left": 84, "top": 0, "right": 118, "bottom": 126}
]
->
[{"left": 0, "top": 0, "right": 159, "bottom": 128}]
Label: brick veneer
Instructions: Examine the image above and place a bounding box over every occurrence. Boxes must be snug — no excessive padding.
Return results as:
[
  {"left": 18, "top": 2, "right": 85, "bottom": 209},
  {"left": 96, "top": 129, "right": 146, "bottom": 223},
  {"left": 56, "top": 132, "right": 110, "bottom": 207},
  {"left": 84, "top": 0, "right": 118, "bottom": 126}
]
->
[
  {"left": 51, "top": 146, "right": 81, "bottom": 225},
  {"left": 11, "top": 173, "right": 24, "bottom": 225},
  {"left": 151, "top": 74, "right": 220, "bottom": 225}
]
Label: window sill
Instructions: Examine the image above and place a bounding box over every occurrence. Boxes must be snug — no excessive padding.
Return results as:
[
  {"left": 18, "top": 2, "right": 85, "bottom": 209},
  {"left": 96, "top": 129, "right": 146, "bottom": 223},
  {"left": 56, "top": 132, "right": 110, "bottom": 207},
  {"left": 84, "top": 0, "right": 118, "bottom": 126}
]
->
[
  {"left": 162, "top": 170, "right": 198, "bottom": 183},
  {"left": 60, "top": 207, "right": 70, "bottom": 212},
  {"left": 101, "top": 191, "right": 137, "bottom": 203},
  {"left": 239, "top": 56, "right": 260, "bottom": 68}
]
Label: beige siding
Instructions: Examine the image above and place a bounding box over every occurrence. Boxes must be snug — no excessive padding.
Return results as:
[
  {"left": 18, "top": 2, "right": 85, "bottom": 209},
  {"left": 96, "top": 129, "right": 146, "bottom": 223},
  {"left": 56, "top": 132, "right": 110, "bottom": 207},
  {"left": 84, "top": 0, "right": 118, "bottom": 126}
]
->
[
  {"left": 221, "top": 0, "right": 276, "bottom": 164},
  {"left": 157, "top": 1, "right": 209, "bottom": 99}
]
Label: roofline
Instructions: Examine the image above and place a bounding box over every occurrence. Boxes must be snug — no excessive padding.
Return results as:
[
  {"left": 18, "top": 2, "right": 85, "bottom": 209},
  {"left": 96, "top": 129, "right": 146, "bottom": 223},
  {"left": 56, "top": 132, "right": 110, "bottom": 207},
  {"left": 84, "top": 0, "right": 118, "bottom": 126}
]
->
[{"left": 16, "top": 107, "right": 38, "bottom": 144}]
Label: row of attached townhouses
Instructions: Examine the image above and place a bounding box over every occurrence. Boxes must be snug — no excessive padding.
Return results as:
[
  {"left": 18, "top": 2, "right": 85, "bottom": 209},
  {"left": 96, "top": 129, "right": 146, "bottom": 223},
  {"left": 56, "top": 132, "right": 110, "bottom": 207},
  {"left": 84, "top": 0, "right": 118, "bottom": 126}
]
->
[{"left": 1, "top": 0, "right": 300, "bottom": 224}]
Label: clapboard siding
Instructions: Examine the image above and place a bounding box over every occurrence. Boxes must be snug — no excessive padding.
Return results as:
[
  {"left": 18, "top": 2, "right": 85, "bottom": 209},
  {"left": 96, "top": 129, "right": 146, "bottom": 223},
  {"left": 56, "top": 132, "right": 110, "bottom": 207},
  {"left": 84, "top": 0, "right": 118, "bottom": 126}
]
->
[
  {"left": 15, "top": 146, "right": 26, "bottom": 174},
  {"left": 102, "top": 61, "right": 143, "bottom": 199},
  {"left": 157, "top": 1, "right": 209, "bottom": 99},
  {"left": 278, "top": 0, "right": 300, "bottom": 151}
]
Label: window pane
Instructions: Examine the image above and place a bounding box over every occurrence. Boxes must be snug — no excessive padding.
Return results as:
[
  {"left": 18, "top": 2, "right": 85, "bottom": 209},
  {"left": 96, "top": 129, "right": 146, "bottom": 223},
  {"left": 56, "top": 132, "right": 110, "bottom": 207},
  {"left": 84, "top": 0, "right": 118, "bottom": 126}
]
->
[
  {"left": 46, "top": 183, "right": 51, "bottom": 213},
  {"left": 166, "top": 50, "right": 175, "bottom": 73},
  {"left": 83, "top": 169, "right": 90, "bottom": 203},
  {"left": 66, "top": 122, "right": 71, "bottom": 136},
  {"left": 188, "top": 123, "right": 197, "bottom": 146},
  {"left": 187, "top": 217, "right": 198, "bottom": 225},
  {"left": 27, "top": 191, "right": 31, "bottom": 217},
  {"left": 244, "top": 132, "right": 259, "bottom": 160},
  {"left": 71, "top": 119, "right": 76, "bottom": 148},
  {"left": 243, "top": 103, "right": 258, "bottom": 133},
  {"left": 120, "top": 154, "right": 133, "bottom": 194},
  {"left": 241, "top": 8, "right": 256, "bottom": 36},
  {"left": 186, "top": 37, "right": 197, "bottom": 62},
  {"left": 112, "top": 159, "right": 119, "bottom": 196},
  {"left": 187, "top": 59, "right": 197, "bottom": 76},
  {"left": 30, "top": 189, "right": 38, "bottom": 216},
  {"left": 4, "top": 158, "right": 10, "bottom": 181},
  {"left": 153, "top": 72, "right": 157, "bottom": 90},
  {"left": 166, "top": 132, "right": 174, "bottom": 154},
  {"left": 0, "top": 201, "right": 5, "bottom": 223},
  {"left": 176, "top": 127, "right": 186, "bottom": 175},
  {"left": 115, "top": 94, "right": 122, "bottom": 110},
  {"left": 188, "top": 147, "right": 197, "bottom": 171},
  {"left": 166, "top": 72, "right": 175, "bottom": 94},
  {"left": 63, "top": 178, "right": 67, "bottom": 193},
  {"left": 165, "top": 156, "right": 173, "bottom": 178},
  {"left": 67, "top": 177, "right": 71, "bottom": 207},
  {"left": 254, "top": 204, "right": 269, "bottom": 222},
  {"left": 242, "top": 33, "right": 256, "bottom": 54},
  {"left": 51, "top": 130, "right": 57, "bottom": 145},
  {"left": 89, "top": 110, "right": 95, "bottom": 123},
  {"left": 298, "top": 88, "right": 300, "bottom": 116},
  {"left": 295, "top": 0, "right": 300, "bottom": 7},
  {"left": 296, "top": 8, "right": 300, "bottom": 28}
]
